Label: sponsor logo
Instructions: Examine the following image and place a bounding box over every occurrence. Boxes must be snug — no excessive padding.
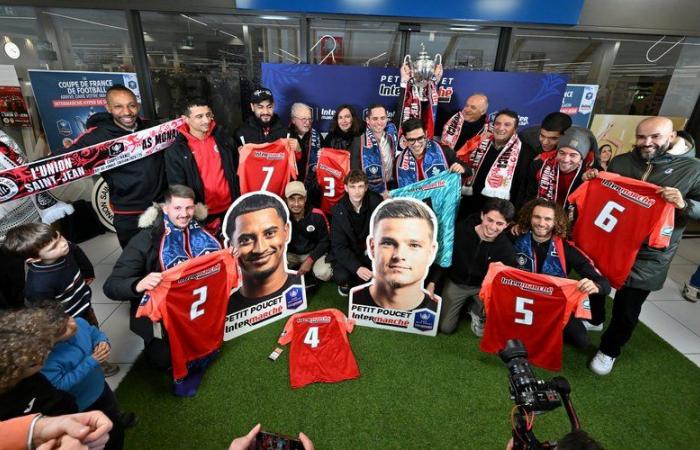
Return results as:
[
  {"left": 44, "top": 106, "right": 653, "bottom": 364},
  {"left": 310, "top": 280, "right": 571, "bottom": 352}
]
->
[
  {"left": 108, "top": 142, "right": 125, "bottom": 157},
  {"left": 413, "top": 309, "right": 436, "bottom": 331},
  {"left": 57, "top": 119, "right": 72, "bottom": 136},
  {"left": 661, "top": 226, "right": 673, "bottom": 237},
  {"left": 0, "top": 177, "right": 19, "bottom": 201},
  {"left": 664, "top": 168, "right": 674, "bottom": 174},
  {"left": 284, "top": 284, "right": 304, "bottom": 310}
]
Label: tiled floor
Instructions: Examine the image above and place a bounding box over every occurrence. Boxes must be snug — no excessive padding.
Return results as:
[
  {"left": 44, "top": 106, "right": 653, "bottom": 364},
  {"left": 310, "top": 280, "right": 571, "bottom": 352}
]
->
[{"left": 81, "top": 233, "right": 700, "bottom": 390}]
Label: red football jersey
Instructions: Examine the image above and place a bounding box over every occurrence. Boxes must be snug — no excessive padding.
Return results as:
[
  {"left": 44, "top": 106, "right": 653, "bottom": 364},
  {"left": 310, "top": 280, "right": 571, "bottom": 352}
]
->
[
  {"left": 479, "top": 263, "right": 588, "bottom": 371},
  {"left": 238, "top": 139, "right": 298, "bottom": 197},
  {"left": 278, "top": 308, "right": 360, "bottom": 389},
  {"left": 568, "top": 172, "right": 675, "bottom": 289},
  {"left": 316, "top": 148, "right": 351, "bottom": 216},
  {"left": 137, "top": 250, "right": 238, "bottom": 380}
]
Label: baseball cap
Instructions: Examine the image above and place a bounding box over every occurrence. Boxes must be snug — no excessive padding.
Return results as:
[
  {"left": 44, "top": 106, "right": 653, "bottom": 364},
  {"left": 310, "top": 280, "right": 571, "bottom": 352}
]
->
[
  {"left": 251, "top": 87, "right": 273, "bottom": 104},
  {"left": 557, "top": 127, "right": 590, "bottom": 159},
  {"left": 285, "top": 181, "right": 306, "bottom": 198}
]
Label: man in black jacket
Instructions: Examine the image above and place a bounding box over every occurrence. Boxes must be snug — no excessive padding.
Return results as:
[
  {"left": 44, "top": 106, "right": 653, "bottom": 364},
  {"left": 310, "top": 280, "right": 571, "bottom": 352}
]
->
[
  {"left": 234, "top": 87, "right": 288, "bottom": 147},
  {"left": 103, "top": 185, "right": 218, "bottom": 369},
  {"left": 165, "top": 98, "right": 239, "bottom": 231},
  {"left": 60, "top": 85, "right": 166, "bottom": 248},
  {"left": 284, "top": 181, "right": 332, "bottom": 284},
  {"left": 429, "top": 198, "right": 517, "bottom": 335},
  {"left": 328, "top": 170, "right": 382, "bottom": 296}
]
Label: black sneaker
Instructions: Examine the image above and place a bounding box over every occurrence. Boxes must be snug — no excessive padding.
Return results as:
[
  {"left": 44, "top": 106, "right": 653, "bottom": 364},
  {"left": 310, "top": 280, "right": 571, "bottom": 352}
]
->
[{"left": 118, "top": 411, "right": 139, "bottom": 429}]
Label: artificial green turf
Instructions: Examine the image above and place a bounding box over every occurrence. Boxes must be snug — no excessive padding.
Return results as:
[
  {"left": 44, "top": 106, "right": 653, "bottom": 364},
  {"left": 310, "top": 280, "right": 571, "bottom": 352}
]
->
[{"left": 117, "top": 283, "right": 700, "bottom": 449}]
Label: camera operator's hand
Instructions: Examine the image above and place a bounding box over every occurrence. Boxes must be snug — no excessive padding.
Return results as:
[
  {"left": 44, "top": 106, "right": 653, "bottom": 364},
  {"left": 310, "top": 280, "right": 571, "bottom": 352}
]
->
[
  {"left": 577, "top": 278, "right": 599, "bottom": 295},
  {"left": 228, "top": 423, "right": 260, "bottom": 450},
  {"left": 505, "top": 438, "right": 514, "bottom": 450}
]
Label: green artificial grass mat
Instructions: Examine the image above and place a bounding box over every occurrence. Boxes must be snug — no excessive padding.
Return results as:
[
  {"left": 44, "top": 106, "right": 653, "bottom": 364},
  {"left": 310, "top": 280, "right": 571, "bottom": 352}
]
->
[{"left": 117, "top": 283, "right": 700, "bottom": 449}]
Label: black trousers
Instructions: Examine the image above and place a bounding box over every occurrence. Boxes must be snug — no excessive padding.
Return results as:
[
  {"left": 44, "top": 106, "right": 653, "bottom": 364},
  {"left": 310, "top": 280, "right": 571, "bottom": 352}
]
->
[
  {"left": 113, "top": 213, "right": 142, "bottom": 249},
  {"left": 86, "top": 382, "right": 124, "bottom": 450},
  {"left": 597, "top": 286, "right": 651, "bottom": 358}
]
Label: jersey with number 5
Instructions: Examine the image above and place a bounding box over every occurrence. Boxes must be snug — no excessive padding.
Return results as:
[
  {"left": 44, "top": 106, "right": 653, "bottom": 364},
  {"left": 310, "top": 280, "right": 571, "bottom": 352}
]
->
[
  {"left": 238, "top": 139, "right": 298, "bottom": 197},
  {"left": 137, "top": 250, "right": 238, "bottom": 380},
  {"left": 479, "top": 263, "right": 588, "bottom": 371},
  {"left": 316, "top": 148, "right": 351, "bottom": 216},
  {"left": 278, "top": 308, "right": 360, "bottom": 389},
  {"left": 568, "top": 172, "right": 675, "bottom": 289}
]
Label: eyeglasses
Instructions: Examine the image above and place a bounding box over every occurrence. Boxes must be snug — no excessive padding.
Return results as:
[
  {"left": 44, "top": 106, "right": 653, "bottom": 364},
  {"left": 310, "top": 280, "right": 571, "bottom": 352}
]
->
[
  {"left": 405, "top": 135, "right": 426, "bottom": 144},
  {"left": 293, "top": 117, "right": 312, "bottom": 123}
]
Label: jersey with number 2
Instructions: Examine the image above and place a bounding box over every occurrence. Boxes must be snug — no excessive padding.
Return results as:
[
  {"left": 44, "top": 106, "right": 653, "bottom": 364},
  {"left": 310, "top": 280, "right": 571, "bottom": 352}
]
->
[
  {"left": 278, "top": 308, "right": 360, "bottom": 389},
  {"left": 238, "top": 139, "right": 298, "bottom": 197},
  {"left": 137, "top": 250, "right": 238, "bottom": 380},
  {"left": 479, "top": 263, "right": 588, "bottom": 371},
  {"left": 568, "top": 172, "right": 675, "bottom": 289}
]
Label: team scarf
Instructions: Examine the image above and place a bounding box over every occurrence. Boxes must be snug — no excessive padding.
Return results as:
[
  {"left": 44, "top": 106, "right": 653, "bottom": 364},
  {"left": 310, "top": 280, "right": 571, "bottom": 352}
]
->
[
  {"left": 442, "top": 112, "right": 490, "bottom": 151},
  {"left": 361, "top": 123, "right": 398, "bottom": 193},
  {"left": 0, "top": 130, "right": 73, "bottom": 225},
  {"left": 401, "top": 79, "right": 439, "bottom": 139},
  {"left": 396, "top": 140, "right": 448, "bottom": 187},
  {"left": 464, "top": 132, "right": 522, "bottom": 200},
  {"left": 304, "top": 128, "right": 322, "bottom": 182},
  {"left": 536, "top": 154, "right": 583, "bottom": 207},
  {"left": 159, "top": 213, "right": 221, "bottom": 271},
  {"left": 514, "top": 232, "right": 567, "bottom": 277}
]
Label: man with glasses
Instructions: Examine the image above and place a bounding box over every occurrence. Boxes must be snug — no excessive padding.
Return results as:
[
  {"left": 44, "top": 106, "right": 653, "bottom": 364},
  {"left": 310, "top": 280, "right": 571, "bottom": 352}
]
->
[
  {"left": 165, "top": 98, "right": 240, "bottom": 231},
  {"left": 289, "top": 102, "right": 322, "bottom": 185},
  {"left": 395, "top": 118, "right": 466, "bottom": 188}
]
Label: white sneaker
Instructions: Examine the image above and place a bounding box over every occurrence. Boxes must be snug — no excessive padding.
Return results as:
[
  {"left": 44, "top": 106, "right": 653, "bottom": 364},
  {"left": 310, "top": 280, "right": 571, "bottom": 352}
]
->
[
  {"left": 469, "top": 310, "right": 485, "bottom": 337},
  {"left": 582, "top": 320, "right": 603, "bottom": 332},
  {"left": 682, "top": 283, "right": 699, "bottom": 303},
  {"left": 590, "top": 351, "right": 616, "bottom": 375}
]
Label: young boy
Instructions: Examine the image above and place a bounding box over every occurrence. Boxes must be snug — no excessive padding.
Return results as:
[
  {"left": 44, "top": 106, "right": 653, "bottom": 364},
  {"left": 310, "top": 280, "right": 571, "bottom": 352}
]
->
[{"left": 3, "top": 222, "right": 119, "bottom": 376}]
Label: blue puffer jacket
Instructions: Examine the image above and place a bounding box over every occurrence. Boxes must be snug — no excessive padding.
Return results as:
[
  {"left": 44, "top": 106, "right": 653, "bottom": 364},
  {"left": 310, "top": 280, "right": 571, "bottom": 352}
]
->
[{"left": 41, "top": 318, "right": 108, "bottom": 410}]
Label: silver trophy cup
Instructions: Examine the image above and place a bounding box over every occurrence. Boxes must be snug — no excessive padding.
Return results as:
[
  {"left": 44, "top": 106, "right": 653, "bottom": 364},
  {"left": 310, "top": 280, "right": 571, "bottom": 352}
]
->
[{"left": 403, "top": 43, "right": 442, "bottom": 89}]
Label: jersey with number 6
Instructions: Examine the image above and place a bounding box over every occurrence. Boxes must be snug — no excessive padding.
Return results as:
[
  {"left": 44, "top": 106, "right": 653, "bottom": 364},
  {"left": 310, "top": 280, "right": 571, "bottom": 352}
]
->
[
  {"left": 568, "top": 172, "right": 675, "bottom": 289},
  {"left": 137, "top": 250, "right": 238, "bottom": 380},
  {"left": 316, "top": 148, "right": 351, "bottom": 216},
  {"left": 479, "top": 263, "right": 588, "bottom": 371},
  {"left": 238, "top": 139, "right": 298, "bottom": 197},
  {"left": 278, "top": 308, "right": 360, "bottom": 389}
]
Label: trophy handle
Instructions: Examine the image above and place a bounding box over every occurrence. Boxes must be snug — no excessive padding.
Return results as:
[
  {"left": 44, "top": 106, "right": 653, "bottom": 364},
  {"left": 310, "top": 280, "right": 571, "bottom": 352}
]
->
[
  {"left": 434, "top": 53, "right": 442, "bottom": 66},
  {"left": 403, "top": 54, "right": 412, "bottom": 66}
]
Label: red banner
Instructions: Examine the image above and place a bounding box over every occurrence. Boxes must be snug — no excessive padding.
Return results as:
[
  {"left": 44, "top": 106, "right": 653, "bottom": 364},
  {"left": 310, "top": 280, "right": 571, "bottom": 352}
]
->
[
  {"left": 0, "top": 118, "right": 183, "bottom": 204},
  {"left": 0, "top": 86, "right": 31, "bottom": 127}
]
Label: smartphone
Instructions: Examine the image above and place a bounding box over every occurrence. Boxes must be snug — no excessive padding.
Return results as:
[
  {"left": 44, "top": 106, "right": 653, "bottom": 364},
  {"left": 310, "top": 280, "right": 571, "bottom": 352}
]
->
[{"left": 254, "top": 431, "right": 304, "bottom": 450}]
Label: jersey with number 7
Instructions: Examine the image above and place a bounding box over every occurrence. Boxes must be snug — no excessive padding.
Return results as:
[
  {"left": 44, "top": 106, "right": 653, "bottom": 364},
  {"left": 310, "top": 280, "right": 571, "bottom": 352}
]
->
[
  {"left": 568, "top": 172, "right": 675, "bottom": 289},
  {"left": 238, "top": 139, "right": 298, "bottom": 197},
  {"left": 137, "top": 250, "right": 238, "bottom": 380},
  {"left": 278, "top": 308, "right": 360, "bottom": 389},
  {"left": 480, "top": 263, "right": 589, "bottom": 371}
]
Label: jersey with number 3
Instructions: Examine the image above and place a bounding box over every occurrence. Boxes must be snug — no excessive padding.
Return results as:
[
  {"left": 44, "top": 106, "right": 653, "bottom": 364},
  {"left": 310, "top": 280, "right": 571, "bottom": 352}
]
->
[
  {"left": 568, "top": 172, "right": 675, "bottom": 289},
  {"left": 238, "top": 139, "right": 298, "bottom": 197},
  {"left": 479, "top": 263, "right": 588, "bottom": 371},
  {"left": 278, "top": 308, "right": 360, "bottom": 389},
  {"left": 137, "top": 250, "right": 238, "bottom": 380},
  {"left": 316, "top": 148, "right": 351, "bottom": 216}
]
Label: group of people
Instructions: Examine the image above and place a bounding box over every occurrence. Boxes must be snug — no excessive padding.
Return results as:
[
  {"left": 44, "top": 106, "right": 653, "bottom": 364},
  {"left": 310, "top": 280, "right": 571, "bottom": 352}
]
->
[{"left": 0, "top": 62, "right": 699, "bottom": 450}]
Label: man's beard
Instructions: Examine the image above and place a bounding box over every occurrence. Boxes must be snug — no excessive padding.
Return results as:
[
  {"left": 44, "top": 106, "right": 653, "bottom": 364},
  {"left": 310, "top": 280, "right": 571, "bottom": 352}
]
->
[
  {"left": 636, "top": 141, "right": 670, "bottom": 161},
  {"left": 254, "top": 114, "right": 273, "bottom": 126},
  {"left": 244, "top": 264, "right": 277, "bottom": 282}
]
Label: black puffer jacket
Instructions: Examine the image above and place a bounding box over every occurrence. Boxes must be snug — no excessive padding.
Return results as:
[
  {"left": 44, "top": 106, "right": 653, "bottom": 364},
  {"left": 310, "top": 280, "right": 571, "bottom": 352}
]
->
[
  {"left": 59, "top": 112, "right": 166, "bottom": 212},
  {"left": 608, "top": 149, "right": 700, "bottom": 290}
]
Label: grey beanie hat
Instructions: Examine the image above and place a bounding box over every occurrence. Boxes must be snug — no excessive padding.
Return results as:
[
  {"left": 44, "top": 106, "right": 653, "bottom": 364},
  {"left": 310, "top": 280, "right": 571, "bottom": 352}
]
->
[{"left": 557, "top": 127, "right": 590, "bottom": 159}]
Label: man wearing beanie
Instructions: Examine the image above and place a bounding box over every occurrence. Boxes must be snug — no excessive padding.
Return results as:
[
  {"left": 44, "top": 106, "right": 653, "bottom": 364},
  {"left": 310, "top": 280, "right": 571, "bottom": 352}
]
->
[{"left": 523, "top": 127, "right": 596, "bottom": 209}]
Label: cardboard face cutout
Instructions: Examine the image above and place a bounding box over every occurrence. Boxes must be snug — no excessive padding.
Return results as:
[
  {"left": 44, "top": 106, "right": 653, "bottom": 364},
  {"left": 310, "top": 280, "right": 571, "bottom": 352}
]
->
[
  {"left": 349, "top": 197, "right": 442, "bottom": 336},
  {"left": 222, "top": 191, "right": 307, "bottom": 340}
]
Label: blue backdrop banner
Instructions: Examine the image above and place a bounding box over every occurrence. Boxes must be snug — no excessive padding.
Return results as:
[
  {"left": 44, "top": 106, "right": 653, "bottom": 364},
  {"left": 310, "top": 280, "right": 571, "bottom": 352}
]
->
[
  {"left": 262, "top": 63, "right": 568, "bottom": 135},
  {"left": 560, "top": 84, "right": 599, "bottom": 128},
  {"left": 28, "top": 70, "right": 141, "bottom": 152}
]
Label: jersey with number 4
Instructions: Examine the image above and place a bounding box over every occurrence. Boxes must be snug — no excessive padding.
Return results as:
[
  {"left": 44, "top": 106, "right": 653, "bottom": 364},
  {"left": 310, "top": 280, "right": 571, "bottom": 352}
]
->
[
  {"left": 278, "top": 308, "right": 360, "bottom": 389},
  {"left": 568, "top": 172, "right": 675, "bottom": 289},
  {"left": 316, "top": 148, "right": 351, "bottom": 216},
  {"left": 137, "top": 250, "right": 238, "bottom": 380},
  {"left": 238, "top": 139, "right": 298, "bottom": 197},
  {"left": 479, "top": 263, "right": 588, "bottom": 371}
]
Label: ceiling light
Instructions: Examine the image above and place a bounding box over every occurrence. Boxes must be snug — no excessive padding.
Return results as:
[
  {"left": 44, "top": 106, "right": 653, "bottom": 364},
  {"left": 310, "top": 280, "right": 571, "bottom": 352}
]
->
[{"left": 260, "top": 15, "right": 290, "bottom": 20}]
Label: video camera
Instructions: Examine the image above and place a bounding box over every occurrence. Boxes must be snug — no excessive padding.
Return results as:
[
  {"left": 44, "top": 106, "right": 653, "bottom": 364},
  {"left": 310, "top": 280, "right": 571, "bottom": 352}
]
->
[{"left": 500, "top": 339, "right": 581, "bottom": 450}]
